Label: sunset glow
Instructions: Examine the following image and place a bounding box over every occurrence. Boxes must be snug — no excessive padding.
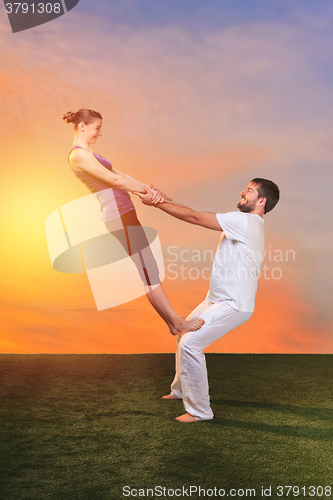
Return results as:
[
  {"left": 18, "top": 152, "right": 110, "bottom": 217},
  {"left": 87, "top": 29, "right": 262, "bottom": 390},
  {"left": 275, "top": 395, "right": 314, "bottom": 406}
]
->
[{"left": 1, "top": 0, "right": 332, "bottom": 353}]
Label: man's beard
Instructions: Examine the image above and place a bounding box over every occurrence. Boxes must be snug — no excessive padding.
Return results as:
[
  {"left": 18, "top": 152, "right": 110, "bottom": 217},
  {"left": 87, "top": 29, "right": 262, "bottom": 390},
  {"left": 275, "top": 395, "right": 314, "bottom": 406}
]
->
[{"left": 237, "top": 199, "right": 256, "bottom": 213}]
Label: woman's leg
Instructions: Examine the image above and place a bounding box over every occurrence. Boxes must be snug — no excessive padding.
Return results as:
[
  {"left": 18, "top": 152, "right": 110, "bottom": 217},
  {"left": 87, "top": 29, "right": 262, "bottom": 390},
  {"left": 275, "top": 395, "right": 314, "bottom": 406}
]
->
[
  {"left": 105, "top": 211, "right": 204, "bottom": 334},
  {"left": 145, "top": 284, "right": 205, "bottom": 335}
]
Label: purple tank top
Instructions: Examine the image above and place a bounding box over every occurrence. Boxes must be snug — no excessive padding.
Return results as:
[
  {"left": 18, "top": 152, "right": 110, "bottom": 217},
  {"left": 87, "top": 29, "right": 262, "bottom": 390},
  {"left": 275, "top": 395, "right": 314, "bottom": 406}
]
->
[{"left": 69, "top": 146, "right": 135, "bottom": 221}]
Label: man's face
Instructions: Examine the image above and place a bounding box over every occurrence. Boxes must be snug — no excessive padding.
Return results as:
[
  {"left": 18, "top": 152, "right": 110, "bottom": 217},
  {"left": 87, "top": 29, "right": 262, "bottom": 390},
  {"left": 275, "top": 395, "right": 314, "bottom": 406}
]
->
[{"left": 237, "top": 182, "right": 260, "bottom": 213}]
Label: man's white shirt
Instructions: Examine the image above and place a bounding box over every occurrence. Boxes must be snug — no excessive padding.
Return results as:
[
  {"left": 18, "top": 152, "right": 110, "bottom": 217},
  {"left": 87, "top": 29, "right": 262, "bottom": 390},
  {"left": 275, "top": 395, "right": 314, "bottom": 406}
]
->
[{"left": 206, "top": 211, "right": 265, "bottom": 312}]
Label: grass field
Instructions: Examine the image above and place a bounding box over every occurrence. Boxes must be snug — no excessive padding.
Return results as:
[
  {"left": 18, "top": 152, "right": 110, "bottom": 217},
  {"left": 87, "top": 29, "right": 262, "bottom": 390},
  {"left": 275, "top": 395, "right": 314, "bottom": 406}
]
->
[{"left": 1, "top": 354, "right": 333, "bottom": 500}]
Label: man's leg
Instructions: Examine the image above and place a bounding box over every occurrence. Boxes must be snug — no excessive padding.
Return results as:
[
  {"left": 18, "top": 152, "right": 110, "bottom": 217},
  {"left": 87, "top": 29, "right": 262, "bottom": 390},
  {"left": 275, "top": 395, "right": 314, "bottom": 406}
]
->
[
  {"left": 161, "top": 335, "right": 183, "bottom": 399},
  {"left": 162, "top": 300, "right": 212, "bottom": 399},
  {"left": 176, "top": 302, "right": 252, "bottom": 421}
]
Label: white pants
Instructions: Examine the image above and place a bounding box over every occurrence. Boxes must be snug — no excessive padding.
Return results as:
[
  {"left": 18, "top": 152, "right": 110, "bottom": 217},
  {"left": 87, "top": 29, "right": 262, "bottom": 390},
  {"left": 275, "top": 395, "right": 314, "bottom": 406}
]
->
[{"left": 170, "top": 300, "right": 252, "bottom": 420}]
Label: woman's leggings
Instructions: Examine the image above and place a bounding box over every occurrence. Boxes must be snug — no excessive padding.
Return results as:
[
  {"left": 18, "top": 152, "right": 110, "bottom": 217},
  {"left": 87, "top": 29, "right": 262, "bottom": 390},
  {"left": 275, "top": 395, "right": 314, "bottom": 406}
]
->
[{"left": 104, "top": 209, "right": 161, "bottom": 287}]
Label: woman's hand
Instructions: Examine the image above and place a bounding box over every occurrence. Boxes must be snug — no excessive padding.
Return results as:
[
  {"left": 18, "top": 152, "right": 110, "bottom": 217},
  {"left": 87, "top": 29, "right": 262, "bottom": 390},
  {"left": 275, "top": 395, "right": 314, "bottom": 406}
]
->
[
  {"left": 134, "top": 189, "right": 163, "bottom": 206},
  {"left": 150, "top": 189, "right": 164, "bottom": 205},
  {"left": 148, "top": 186, "right": 172, "bottom": 205},
  {"left": 133, "top": 186, "right": 171, "bottom": 206},
  {"left": 134, "top": 190, "right": 157, "bottom": 206}
]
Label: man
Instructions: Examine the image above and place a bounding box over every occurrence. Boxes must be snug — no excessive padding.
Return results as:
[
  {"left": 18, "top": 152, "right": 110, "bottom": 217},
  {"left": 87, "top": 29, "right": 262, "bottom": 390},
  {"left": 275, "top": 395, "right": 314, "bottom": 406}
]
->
[{"left": 137, "top": 178, "right": 280, "bottom": 423}]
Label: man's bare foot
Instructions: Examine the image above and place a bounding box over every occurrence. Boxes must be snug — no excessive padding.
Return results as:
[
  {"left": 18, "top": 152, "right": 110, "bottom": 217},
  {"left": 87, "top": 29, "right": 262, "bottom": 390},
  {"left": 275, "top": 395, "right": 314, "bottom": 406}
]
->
[
  {"left": 175, "top": 413, "right": 198, "bottom": 422},
  {"left": 161, "top": 394, "right": 181, "bottom": 400},
  {"left": 176, "top": 317, "right": 205, "bottom": 335}
]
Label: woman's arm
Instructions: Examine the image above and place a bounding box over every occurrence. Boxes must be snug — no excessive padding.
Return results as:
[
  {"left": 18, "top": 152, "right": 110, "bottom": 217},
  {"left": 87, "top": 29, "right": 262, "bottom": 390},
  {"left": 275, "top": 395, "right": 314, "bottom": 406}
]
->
[
  {"left": 70, "top": 149, "right": 149, "bottom": 194},
  {"left": 111, "top": 167, "right": 126, "bottom": 178},
  {"left": 113, "top": 168, "right": 171, "bottom": 203}
]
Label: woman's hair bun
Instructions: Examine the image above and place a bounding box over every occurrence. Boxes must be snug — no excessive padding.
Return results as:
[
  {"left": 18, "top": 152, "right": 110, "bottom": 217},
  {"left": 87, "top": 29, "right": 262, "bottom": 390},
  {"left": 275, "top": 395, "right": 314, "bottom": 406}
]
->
[
  {"left": 62, "top": 111, "right": 76, "bottom": 124},
  {"left": 62, "top": 109, "right": 102, "bottom": 130}
]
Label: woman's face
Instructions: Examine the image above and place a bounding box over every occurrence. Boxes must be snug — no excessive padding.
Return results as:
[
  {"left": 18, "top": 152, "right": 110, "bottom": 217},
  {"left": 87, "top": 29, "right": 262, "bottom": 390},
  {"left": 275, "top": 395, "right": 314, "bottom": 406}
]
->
[{"left": 81, "top": 118, "right": 102, "bottom": 145}]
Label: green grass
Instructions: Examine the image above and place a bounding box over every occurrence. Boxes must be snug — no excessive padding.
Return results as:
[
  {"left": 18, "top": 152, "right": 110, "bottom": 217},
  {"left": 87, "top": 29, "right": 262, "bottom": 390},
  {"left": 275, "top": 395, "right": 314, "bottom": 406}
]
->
[{"left": 1, "top": 354, "right": 333, "bottom": 499}]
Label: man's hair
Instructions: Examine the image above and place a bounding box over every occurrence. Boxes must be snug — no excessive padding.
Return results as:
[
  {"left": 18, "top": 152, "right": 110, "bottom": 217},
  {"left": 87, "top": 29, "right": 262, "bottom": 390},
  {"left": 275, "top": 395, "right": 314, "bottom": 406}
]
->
[{"left": 251, "top": 178, "right": 280, "bottom": 214}]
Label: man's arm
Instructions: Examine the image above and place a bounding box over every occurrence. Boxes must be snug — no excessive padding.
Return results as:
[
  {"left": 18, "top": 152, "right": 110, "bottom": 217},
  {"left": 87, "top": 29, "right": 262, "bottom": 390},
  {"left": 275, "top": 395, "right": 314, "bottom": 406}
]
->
[
  {"left": 159, "top": 201, "right": 221, "bottom": 231},
  {"left": 136, "top": 192, "right": 222, "bottom": 231}
]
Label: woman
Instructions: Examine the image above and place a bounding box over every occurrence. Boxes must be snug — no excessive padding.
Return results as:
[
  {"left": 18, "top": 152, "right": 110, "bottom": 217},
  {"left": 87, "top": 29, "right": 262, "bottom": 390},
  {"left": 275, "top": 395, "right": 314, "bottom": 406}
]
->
[{"left": 63, "top": 108, "right": 204, "bottom": 335}]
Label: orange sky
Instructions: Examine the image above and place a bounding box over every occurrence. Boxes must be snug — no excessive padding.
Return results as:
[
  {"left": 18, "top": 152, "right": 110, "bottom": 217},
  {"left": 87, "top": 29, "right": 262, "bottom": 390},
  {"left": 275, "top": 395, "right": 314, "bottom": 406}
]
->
[
  {"left": 1, "top": 3, "right": 332, "bottom": 353},
  {"left": 1, "top": 268, "right": 332, "bottom": 354}
]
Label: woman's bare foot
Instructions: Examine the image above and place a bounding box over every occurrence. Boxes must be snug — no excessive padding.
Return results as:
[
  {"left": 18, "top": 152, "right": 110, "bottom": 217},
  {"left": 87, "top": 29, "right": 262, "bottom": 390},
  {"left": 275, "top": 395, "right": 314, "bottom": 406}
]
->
[
  {"left": 168, "top": 324, "right": 180, "bottom": 336},
  {"left": 168, "top": 317, "right": 205, "bottom": 336},
  {"left": 175, "top": 317, "right": 205, "bottom": 334},
  {"left": 161, "top": 394, "right": 181, "bottom": 400},
  {"left": 175, "top": 413, "right": 198, "bottom": 422}
]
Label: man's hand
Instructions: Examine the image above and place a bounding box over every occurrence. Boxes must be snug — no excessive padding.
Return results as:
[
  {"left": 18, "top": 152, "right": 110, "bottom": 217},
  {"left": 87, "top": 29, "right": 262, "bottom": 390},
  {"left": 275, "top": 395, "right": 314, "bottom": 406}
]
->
[
  {"left": 148, "top": 186, "right": 172, "bottom": 205},
  {"left": 134, "top": 186, "right": 171, "bottom": 206},
  {"left": 134, "top": 189, "right": 155, "bottom": 206}
]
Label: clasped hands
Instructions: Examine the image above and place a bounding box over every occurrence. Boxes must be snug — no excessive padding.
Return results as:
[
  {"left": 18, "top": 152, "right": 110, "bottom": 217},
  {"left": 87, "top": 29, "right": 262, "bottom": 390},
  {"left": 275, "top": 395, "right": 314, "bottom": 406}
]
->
[{"left": 134, "top": 185, "right": 171, "bottom": 206}]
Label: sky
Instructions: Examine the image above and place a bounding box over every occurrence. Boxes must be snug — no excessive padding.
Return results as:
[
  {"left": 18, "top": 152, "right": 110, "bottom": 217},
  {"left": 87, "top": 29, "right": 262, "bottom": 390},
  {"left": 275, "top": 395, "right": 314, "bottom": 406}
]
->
[{"left": 0, "top": 0, "right": 332, "bottom": 353}]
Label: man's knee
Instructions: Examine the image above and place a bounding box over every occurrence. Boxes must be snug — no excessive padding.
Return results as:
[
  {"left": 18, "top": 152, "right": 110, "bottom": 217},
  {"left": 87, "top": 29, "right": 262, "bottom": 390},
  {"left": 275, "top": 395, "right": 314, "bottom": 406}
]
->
[{"left": 180, "top": 337, "right": 203, "bottom": 357}]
